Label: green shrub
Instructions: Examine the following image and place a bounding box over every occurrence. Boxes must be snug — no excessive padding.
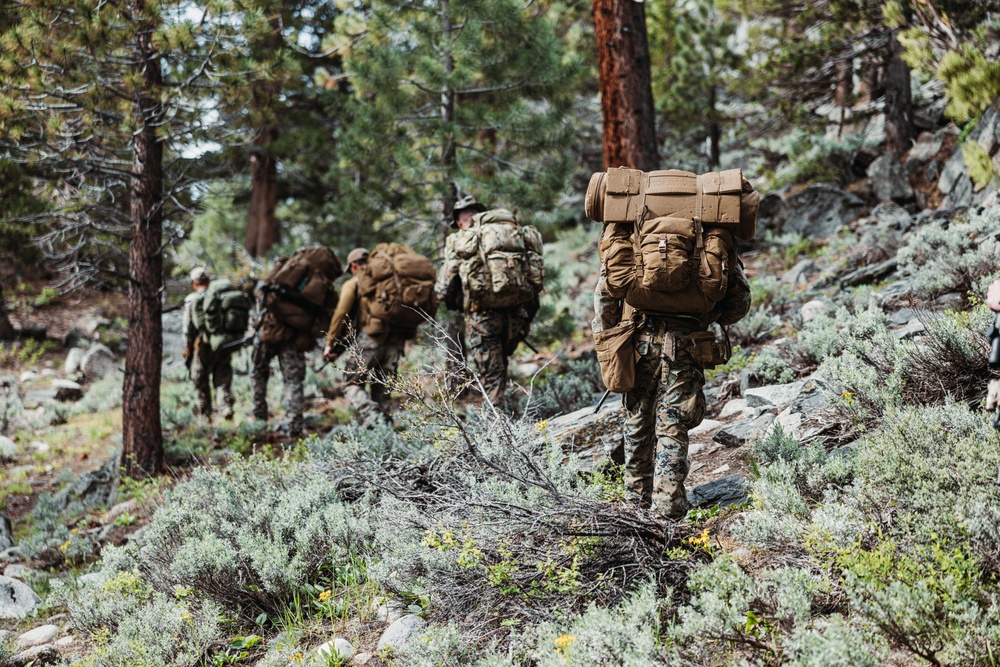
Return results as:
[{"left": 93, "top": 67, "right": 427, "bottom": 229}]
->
[
  {"left": 62, "top": 570, "right": 222, "bottom": 667},
  {"left": 20, "top": 493, "right": 97, "bottom": 566},
  {"left": 897, "top": 204, "right": 1000, "bottom": 297},
  {"left": 510, "top": 357, "right": 603, "bottom": 420},
  {"left": 744, "top": 345, "right": 797, "bottom": 385}
]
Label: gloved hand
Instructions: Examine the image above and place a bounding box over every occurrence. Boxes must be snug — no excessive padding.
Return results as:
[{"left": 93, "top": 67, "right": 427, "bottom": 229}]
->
[{"left": 987, "top": 379, "right": 1000, "bottom": 411}]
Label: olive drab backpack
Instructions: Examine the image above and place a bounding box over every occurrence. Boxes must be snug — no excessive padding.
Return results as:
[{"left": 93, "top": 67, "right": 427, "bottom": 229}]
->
[
  {"left": 587, "top": 167, "right": 759, "bottom": 318},
  {"left": 190, "top": 280, "right": 253, "bottom": 351},
  {"left": 451, "top": 209, "right": 545, "bottom": 310},
  {"left": 355, "top": 243, "right": 438, "bottom": 338},
  {"left": 259, "top": 247, "right": 342, "bottom": 350}
]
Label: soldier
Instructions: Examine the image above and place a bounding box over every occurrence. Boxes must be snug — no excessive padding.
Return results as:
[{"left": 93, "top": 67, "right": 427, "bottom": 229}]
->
[
  {"left": 435, "top": 196, "right": 544, "bottom": 407},
  {"left": 323, "top": 248, "right": 405, "bottom": 426},
  {"left": 250, "top": 330, "right": 307, "bottom": 436},
  {"left": 183, "top": 267, "right": 234, "bottom": 421},
  {"left": 593, "top": 236, "right": 752, "bottom": 521}
]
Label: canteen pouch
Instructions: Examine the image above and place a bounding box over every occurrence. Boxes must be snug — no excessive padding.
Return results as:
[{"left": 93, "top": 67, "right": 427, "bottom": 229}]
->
[
  {"left": 680, "top": 330, "right": 732, "bottom": 369},
  {"left": 595, "top": 318, "right": 637, "bottom": 393}
]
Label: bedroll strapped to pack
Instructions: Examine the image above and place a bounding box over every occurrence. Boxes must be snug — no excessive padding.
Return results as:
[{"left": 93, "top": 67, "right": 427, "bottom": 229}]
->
[
  {"left": 259, "top": 247, "right": 342, "bottom": 349},
  {"left": 585, "top": 167, "right": 760, "bottom": 241},
  {"left": 451, "top": 209, "right": 545, "bottom": 310},
  {"left": 356, "top": 242, "right": 437, "bottom": 338},
  {"left": 191, "top": 279, "right": 254, "bottom": 352}
]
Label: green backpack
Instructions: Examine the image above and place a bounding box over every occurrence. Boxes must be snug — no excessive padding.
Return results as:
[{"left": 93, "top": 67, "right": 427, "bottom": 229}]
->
[{"left": 191, "top": 279, "right": 253, "bottom": 351}]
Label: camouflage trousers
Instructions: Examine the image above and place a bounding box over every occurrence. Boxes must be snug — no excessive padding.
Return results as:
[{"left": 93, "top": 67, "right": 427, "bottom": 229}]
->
[
  {"left": 342, "top": 330, "right": 405, "bottom": 426},
  {"left": 622, "top": 321, "right": 707, "bottom": 520},
  {"left": 465, "top": 306, "right": 532, "bottom": 407},
  {"left": 250, "top": 340, "right": 306, "bottom": 434},
  {"left": 192, "top": 339, "right": 234, "bottom": 420}
]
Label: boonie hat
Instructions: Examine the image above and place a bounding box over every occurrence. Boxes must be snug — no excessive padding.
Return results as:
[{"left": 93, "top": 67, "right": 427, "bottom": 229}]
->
[
  {"left": 189, "top": 267, "right": 209, "bottom": 282},
  {"left": 453, "top": 195, "right": 486, "bottom": 220}
]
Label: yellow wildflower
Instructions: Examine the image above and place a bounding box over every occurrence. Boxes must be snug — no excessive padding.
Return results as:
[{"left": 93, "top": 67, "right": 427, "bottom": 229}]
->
[
  {"left": 535, "top": 419, "right": 549, "bottom": 432},
  {"left": 318, "top": 589, "right": 332, "bottom": 602},
  {"left": 59, "top": 539, "right": 72, "bottom": 552},
  {"left": 553, "top": 634, "right": 575, "bottom": 649},
  {"left": 688, "top": 528, "right": 711, "bottom": 549},
  {"left": 841, "top": 391, "right": 855, "bottom": 404}
]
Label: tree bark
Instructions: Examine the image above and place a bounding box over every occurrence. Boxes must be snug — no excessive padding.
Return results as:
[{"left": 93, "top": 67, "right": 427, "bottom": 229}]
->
[
  {"left": 122, "top": 2, "right": 164, "bottom": 477},
  {"left": 591, "top": 0, "right": 658, "bottom": 171},
  {"left": 245, "top": 13, "right": 283, "bottom": 259},
  {"left": 246, "top": 133, "right": 280, "bottom": 258},
  {"left": 884, "top": 28, "right": 913, "bottom": 155},
  {"left": 0, "top": 278, "right": 15, "bottom": 341}
]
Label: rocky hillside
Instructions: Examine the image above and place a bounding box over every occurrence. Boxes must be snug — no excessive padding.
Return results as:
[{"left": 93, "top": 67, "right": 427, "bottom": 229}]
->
[{"left": 2, "top": 100, "right": 1000, "bottom": 666}]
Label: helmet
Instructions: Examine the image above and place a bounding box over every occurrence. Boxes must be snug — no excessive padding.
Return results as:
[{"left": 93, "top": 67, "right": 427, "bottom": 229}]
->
[{"left": 453, "top": 195, "right": 487, "bottom": 220}]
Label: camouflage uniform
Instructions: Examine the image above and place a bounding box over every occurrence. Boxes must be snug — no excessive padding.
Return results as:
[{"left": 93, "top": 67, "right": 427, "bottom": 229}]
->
[
  {"left": 183, "top": 292, "right": 234, "bottom": 420},
  {"left": 326, "top": 277, "right": 405, "bottom": 426},
  {"left": 435, "top": 234, "right": 536, "bottom": 407},
  {"left": 595, "top": 257, "right": 752, "bottom": 519},
  {"left": 250, "top": 341, "right": 306, "bottom": 435}
]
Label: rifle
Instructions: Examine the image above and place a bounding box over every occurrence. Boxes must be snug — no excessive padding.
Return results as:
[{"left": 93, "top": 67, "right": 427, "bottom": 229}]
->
[
  {"left": 988, "top": 312, "right": 1000, "bottom": 429},
  {"left": 594, "top": 388, "right": 612, "bottom": 414}
]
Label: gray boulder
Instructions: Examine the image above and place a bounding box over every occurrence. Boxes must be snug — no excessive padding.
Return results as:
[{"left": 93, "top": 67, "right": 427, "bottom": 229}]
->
[
  {"left": 0, "top": 575, "right": 41, "bottom": 619},
  {"left": 940, "top": 105, "right": 1000, "bottom": 207},
  {"left": 713, "top": 413, "right": 776, "bottom": 448},
  {"left": 0, "top": 514, "right": 13, "bottom": 550},
  {"left": 16, "top": 625, "right": 58, "bottom": 649},
  {"left": 868, "top": 201, "right": 913, "bottom": 232},
  {"left": 51, "top": 379, "right": 83, "bottom": 402},
  {"left": 316, "top": 638, "right": 355, "bottom": 662},
  {"left": 64, "top": 348, "right": 85, "bottom": 375},
  {"left": 867, "top": 153, "right": 915, "bottom": 203},
  {"left": 799, "top": 300, "right": 829, "bottom": 324},
  {"left": 80, "top": 343, "right": 116, "bottom": 380},
  {"left": 893, "top": 318, "right": 927, "bottom": 340},
  {"left": 377, "top": 615, "right": 427, "bottom": 652},
  {"left": 55, "top": 455, "right": 119, "bottom": 511},
  {"left": 3, "top": 564, "right": 31, "bottom": 580},
  {"left": 9, "top": 644, "right": 60, "bottom": 667},
  {"left": 688, "top": 474, "right": 751, "bottom": 509},
  {"left": 745, "top": 381, "right": 807, "bottom": 410},
  {"left": 0, "top": 436, "right": 16, "bottom": 460},
  {"left": 779, "top": 185, "right": 865, "bottom": 238},
  {"left": 781, "top": 259, "right": 820, "bottom": 285},
  {"left": 540, "top": 399, "right": 625, "bottom": 465}
]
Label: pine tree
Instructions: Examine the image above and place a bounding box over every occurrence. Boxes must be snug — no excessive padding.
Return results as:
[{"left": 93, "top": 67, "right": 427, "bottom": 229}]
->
[
  {"left": 333, "top": 0, "right": 584, "bottom": 240},
  {"left": 0, "top": 0, "right": 269, "bottom": 476}
]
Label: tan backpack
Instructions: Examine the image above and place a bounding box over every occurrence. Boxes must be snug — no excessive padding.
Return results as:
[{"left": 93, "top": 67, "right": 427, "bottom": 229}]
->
[
  {"left": 356, "top": 242, "right": 437, "bottom": 338},
  {"left": 259, "top": 247, "right": 342, "bottom": 349},
  {"left": 589, "top": 169, "right": 759, "bottom": 317},
  {"left": 451, "top": 209, "right": 544, "bottom": 310}
]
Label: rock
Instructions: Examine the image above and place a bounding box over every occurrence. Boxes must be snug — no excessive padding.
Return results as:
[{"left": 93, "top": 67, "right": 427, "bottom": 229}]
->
[
  {"left": 377, "top": 615, "right": 427, "bottom": 652},
  {"left": 839, "top": 258, "right": 898, "bottom": 289},
  {"left": 769, "top": 411, "right": 805, "bottom": 440},
  {"left": 0, "top": 575, "right": 41, "bottom": 619},
  {"left": 62, "top": 313, "right": 111, "bottom": 348},
  {"left": 886, "top": 308, "right": 917, "bottom": 326},
  {"left": 0, "top": 514, "right": 13, "bottom": 550},
  {"left": 745, "top": 381, "right": 807, "bottom": 409},
  {"left": 51, "top": 379, "right": 83, "bottom": 402},
  {"left": 779, "top": 185, "right": 865, "bottom": 238},
  {"left": 516, "top": 363, "right": 541, "bottom": 377},
  {"left": 830, "top": 441, "right": 860, "bottom": 458},
  {"left": 3, "top": 564, "right": 31, "bottom": 580},
  {"left": 719, "top": 398, "right": 754, "bottom": 419},
  {"left": 869, "top": 201, "right": 913, "bottom": 232},
  {"left": 22, "top": 389, "right": 58, "bottom": 406},
  {"left": 30, "top": 441, "right": 50, "bottom": 455},
  {"left": 799, "top": 300, "right": 829, "bottom": 324},
  {"left": 9, "top": 644, "right": 60, "bottom": 667},
  {"left": 713, "top": 413, "right": 776, "bottom": 448},
  {"left": 781, "top": 259, "right": 820, "bottom": 285},
  {"left": 934, "top": 291, "right": 964, "bottom": 311},
  {"left": 867, "top": 153, "right": 915, "bottom": 203},
  {"left": 688, "top": 419, "right": 723, "bottom": 438},
  {"left": 688, "top": 474, "right": 751, "bottom": 509},
  {"left": 0, "top": 547, "right": 22, "bottom": 563},
  {"left": 19, "top": 371, "right": 38, "bottom": 383},
  {"left": 80, "top": 343, "right": 116, "bottom": 380},
  {"left": 317, "top": 638, "right": 356, "bottom": 662},
  {"left": 104, "top": 499, "right": 137, "bottom": 523},
  {"left": 907, "top": 131, "right": 945, "bottom": 163},
  {"left": 711, "top": 464, "right": 731, "bottom": 475},
  {"left": 756, "top": 193, "right": 786, "bottom": 232},
  {"left": 55, "top": 455, "right": 119, "bottom": 511},
  {"left": 786, "top": 375, "right": 833, "bottom": 414},
  {"left": 541, "top": 399, "right": 625, "bottom": 463},
  {"left": 16, "top": 625, "right": 58, "bottom": 649},
  {"left": 893, "top": 318, "right": 926, "bottom": 340},
  {"left": 941, "top": 104, "right": 1000, "bottom": 207},
  {"left": 352, "top": 654, "right": 374, "bottom": 666},
  {"left": 64, "top": 348, "right": 85, "bottom": 375},
  {"left": 373, "top": 600, "right": 407, "bottom": 624},
  {"left": 54, "top": 636, "right": 75, "bottom": 648},
  {"left": 0, "top": 436, "right": 17, "bottom": 460},
  {"left": 76, "top": 572, "right": 103, "bottom": 587}
]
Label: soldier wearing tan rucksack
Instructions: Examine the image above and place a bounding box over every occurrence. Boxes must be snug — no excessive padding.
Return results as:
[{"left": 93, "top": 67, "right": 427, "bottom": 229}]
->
[
  {"left": 587, "top": 167, "right": 757, "bottom": 521},
  {"left": 435, "top": 196, "right": 545, "bottom": 408},
  {"left": 324, "top": 245, "right": 437, "bottom": 426}
]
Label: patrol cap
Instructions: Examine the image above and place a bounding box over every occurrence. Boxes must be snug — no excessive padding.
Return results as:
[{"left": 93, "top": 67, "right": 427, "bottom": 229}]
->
[
  {"left": 346, "top": 247, "right": 369, "bottom": 268},
  {"left": 189, "top": 267, "right": 209, "bottom": 283}
]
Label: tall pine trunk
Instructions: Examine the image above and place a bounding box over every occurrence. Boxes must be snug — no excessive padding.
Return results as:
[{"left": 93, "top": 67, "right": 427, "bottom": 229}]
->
[
  {"left": 885, "top": 28, "right": 914, "bottom": 156},
  {"left": 591, "top": 0, "right": 658, "bottom": 171},
  {"left": 122, "top": 2, "right": 164, "bottom": 477},
  {"left": 245, "top": 14, "right": 283, "bottom": 259},
  {"left": 0, "top": 279, "right": 14, "bottom": 341}
]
